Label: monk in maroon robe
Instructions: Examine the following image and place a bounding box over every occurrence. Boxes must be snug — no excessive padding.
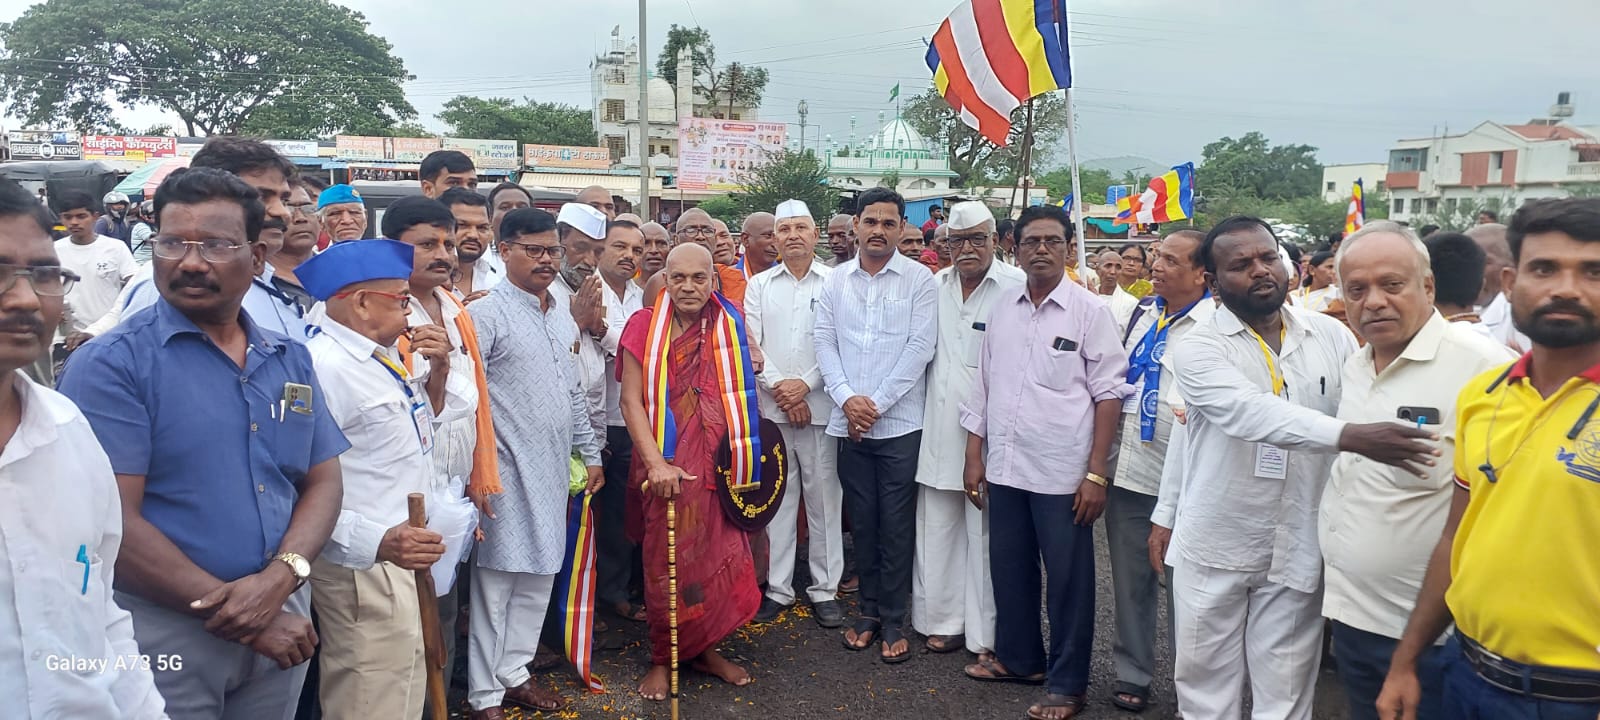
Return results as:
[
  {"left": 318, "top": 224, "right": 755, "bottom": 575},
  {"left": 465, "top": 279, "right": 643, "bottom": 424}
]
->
[{"left": 619, "top": 243, "right": 761, "bottom": 700}]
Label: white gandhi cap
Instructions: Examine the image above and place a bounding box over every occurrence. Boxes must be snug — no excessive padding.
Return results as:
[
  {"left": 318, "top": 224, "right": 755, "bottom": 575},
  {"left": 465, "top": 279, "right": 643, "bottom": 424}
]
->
[
  {"left": 775, "top": 199, "right": 811, "bottom": 220},
  {"left": 556, "top": 202, "right": 608, "bottom": 241},
  {"left": 946, "top": 201, "right": 993, "bottom": 231}
]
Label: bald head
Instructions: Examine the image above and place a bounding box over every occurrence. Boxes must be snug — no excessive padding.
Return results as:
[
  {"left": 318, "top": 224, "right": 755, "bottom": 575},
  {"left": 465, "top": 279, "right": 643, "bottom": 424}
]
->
[
  {"left": 667, "top": 242, "right": 713, "bottom": 271},
  {"left": 741, "top": 212, "right": 778, "bottom": 273},
  {"left": 576, "top": 185, "right": 615, "bottom": 220},
  {"left": 1467, "top": 222, "right": 1510, "bottom": 300},
  {"left": 616, "top": 212, "right": 644, "bottom": 225},
  {"left": 711, "top": 218, "right": 736, "bottom": 265},
  {"left": 664, "top": 243, "right": 715, "bottom": 314}
]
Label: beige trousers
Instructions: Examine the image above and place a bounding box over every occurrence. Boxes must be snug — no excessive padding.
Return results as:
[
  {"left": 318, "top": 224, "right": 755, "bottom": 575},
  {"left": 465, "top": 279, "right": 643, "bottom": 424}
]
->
[{"left": 309, "top": 556, "right": 427, "bottom": 719}]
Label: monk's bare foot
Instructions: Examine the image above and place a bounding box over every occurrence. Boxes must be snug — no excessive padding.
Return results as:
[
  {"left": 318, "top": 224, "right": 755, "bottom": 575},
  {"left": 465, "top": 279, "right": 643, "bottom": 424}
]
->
[
  {"left": 691, "top": 649, "right": 751, "bottom": 687},
  {"left": 638, "top": 664, "right": 671, "bottom": 701}
]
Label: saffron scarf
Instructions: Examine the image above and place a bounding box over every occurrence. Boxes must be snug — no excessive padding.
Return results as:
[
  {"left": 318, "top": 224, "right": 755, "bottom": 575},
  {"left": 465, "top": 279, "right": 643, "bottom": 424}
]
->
[
  {"left": 641, "top": 289, "right": 764, "bottom": 488},
  {"left": 397, "top": 290, "right": 502, "bottom": 496}
]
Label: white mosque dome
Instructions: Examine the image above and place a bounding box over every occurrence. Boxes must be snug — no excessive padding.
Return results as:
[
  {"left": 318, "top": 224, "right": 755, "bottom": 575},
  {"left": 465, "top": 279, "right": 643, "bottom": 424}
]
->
[
  {"left": 648, "top": 77, "right": 677, "bottom": 112},
  {"left": 867, "top": 118, "right": 929, "bottom": 153}
]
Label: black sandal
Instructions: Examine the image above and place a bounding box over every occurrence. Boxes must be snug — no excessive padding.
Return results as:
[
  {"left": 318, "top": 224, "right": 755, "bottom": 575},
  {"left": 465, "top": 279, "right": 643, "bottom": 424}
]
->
[
  {"left": 1111, "top": 681, "right": 1149, "bottom": 713},
  {"left": 880, "top": 626, "right": 912, "bottom": 664},
  {"left": 842, "top": 617, "right": 880, "bottom": 651}
]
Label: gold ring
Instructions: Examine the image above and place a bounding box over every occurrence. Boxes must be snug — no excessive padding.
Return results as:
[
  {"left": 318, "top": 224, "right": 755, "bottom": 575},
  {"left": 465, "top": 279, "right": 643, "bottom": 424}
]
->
[
  {"left": 967, "top": 490, "right": 978, "bottom": 496},
  {"left": 640, "top": 481, "right": 650, "bottom": 492}
]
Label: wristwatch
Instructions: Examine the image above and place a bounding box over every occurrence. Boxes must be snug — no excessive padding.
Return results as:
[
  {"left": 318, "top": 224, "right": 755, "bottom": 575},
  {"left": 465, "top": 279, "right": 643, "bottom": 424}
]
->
[
  {"left": 274, "top": 552, "right": 311, "bottom": 589},
  {"left": 1084, "top": 472, "right": 1110, "bottom": 488}
]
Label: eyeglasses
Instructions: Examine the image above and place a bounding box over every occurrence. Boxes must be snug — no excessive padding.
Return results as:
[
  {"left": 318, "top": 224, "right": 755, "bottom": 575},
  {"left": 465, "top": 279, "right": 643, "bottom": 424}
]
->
[
  {"left": 0, "top": 264, "right": 78, "bottom": 297},
  {"left": 945, "top": 235, "right": 990, "bottom": 250},
  {"left": 152, "top": 236, "right": 250, "bottom": 263},
  {"left": 679, "top": 226, "right": 716, "bottom": 238},
  {"left": 505, "top": 242, "right": 566, "bottom": 259},
  {"left": 1017, "top": 238, "right": 1068, "bottom": 250},
  {"left": 288, "top": 202, "right": 317, "bottom": 217},
  {"left": 334, "top": 288, "right": 411, "bottom": 310}
]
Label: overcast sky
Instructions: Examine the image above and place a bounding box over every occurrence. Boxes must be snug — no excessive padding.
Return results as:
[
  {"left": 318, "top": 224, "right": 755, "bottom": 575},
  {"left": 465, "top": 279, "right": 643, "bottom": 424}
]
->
[{"left": 4, "top": 0, "right": 1597, "bottom": 168}]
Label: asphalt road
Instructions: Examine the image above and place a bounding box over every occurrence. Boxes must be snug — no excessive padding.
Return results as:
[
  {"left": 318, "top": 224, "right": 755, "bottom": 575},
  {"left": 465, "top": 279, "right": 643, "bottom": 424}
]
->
[{"left": 450, "top": 525, "right": 1350, "bottom": 720}]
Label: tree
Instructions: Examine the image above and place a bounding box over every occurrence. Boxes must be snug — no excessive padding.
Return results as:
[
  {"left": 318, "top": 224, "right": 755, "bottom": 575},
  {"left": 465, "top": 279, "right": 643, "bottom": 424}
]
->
[
  {"left": 653, "top": 25, "right": 769, "bottom": 115},
  {"left": 878, "top": 169, "right": 901, "bottom": 189},
  {"left": 0, "top": 0, "right": 414, "bottom": 137},
  {"left": 903, "top": 88, "right": 1069, "bottom": 187},
  {"left": 731, "top": 150, "right": 840, "bottom": 224},
  {"left": 1199, "top": 132, "right": 1323, "bottom": 201},
  {"left": 1037, "top": 166, "right": 1116, "bottom": 204},
  {"left": 436, "top": 96, "right": 597, "bottom": 146},
  {"left": 694, "top": 194, "right": 740, "bottom": 225}
]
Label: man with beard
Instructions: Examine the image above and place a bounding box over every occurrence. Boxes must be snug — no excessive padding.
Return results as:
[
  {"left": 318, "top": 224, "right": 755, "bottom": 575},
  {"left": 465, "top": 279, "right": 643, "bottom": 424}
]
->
[
  {"left": 466, "top": 207, "right": 604, "bottom": 719},
  {"left": 270, "top": 181, "right": 318, "bottom": 312},
  {"left": 577, "top": 185, "right": 617, "bottom": 220},
  {"left": 0, "top": 179, "right": 166, "bottom": 718},
  {"left": 826, "top": 213, "right": 856, "bottom": 266},
  {"left": 468, "top": 182, "right": 531, "bottom": 295},
  {"left": 594, "top": 219, "right": 646, "bottom": 624},
  {"left": 637, "top": 221, "right": 671, "bottom": 290},
  {"left": 59, "top": 168, "right": 347, "bottom": 720},
  {"left": 317, "top": 185, "right": 368, "bottom": 243},
  {"left": 712, "top": 218, "right": 738, "bottom": 266},
  {"left": 959, "top": 204, "right": 1129, "bottom": 720},
  {"left": 746, "top": 200, "right": 845, "bottom": 628},
  {"left": 1165, "top": 216, "right": 1438, "bottom": 719},
  {"left": 420, "top": 151, "right": 478, "bottom": 199},
  {"left": 741, "top": 212, "right": 778, "bottom": 277},
  {"left": 1111, "top": 229, "right": 1212, "bottom": 714},
  {"left": 1317, "top": 222, "right": 1513, "bottom": 720},
  {"left": 619, "top": 243, "right": 761, "bottom": 701},
  {"left": 1379, "top": 198, "right": 1600, "bottom": 720},
  {"left": 912, "top": 201, "right": 1021, "bottom": 659},
  {"left": 78, "top": 138, "right": 307, "bottom": 343},
  {"left": 816, "top": 187, "right": 937, "bottom": 664},
  {"left": 549, "top": 203, "right": 611, "bottom": 449},
  {"left": 441, "top": 188, "right": 500, "bottom": 298},
  {"left": 675, "top": 208, "right": 747, "bottom": 305}
]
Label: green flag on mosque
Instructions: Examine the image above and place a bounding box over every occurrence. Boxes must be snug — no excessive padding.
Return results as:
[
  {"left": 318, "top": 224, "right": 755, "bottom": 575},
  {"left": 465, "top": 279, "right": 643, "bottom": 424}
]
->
[{"left": 889, "top": 83, "right": 900, "bottom": 102}]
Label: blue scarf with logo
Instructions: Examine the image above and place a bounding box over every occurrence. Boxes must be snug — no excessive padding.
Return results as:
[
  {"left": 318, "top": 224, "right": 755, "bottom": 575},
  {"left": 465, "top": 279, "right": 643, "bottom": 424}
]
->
[{"left": 1126, "top": 292, "right": 1208, "bottom": 441}]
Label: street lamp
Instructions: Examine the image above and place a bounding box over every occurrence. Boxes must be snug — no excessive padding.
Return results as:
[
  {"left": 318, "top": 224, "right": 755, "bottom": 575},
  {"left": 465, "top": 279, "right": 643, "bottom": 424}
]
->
[{"left": 797, "top": 99, "right": 809, "bottom": 155}]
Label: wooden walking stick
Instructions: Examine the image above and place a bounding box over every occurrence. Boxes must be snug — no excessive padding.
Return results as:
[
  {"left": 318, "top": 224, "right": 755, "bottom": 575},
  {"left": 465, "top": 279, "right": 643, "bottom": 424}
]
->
[
  {"left": 408, "top": 493, "right": 450, "bottom": 720},
  {"left": 668, "top": 496, "right": 681, "bottom": 720}
]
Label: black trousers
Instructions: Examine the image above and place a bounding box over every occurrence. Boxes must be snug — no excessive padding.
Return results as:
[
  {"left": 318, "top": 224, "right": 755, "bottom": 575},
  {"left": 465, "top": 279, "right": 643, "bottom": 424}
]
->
[
  {"left": 597, "top": 425, "right": 635, "bottom": 609},
  {"left": 836, "top": 430, "right": 921, "bottom": 630},
  {"left": 989, "top": 483, "right": 1096, "bottom": 697}
]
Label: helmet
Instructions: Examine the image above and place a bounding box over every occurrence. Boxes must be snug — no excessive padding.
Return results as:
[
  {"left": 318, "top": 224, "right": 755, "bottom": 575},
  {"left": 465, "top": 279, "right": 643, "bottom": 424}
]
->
[
  {"left": 102, "top": 191, "right": 130, "bottom": 206},
  {"left": 140, "top": 200, "right": 154, "bottom": 214}
]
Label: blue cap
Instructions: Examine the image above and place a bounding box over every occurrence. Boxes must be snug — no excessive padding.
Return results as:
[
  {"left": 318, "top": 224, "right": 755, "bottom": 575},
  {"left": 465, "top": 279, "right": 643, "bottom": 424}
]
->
[
  {"left": 294, "top": 239, "right": 414, "bottom": 301},
  {"left": 316, "top": 184, "right": 364, "bottom": 210}
]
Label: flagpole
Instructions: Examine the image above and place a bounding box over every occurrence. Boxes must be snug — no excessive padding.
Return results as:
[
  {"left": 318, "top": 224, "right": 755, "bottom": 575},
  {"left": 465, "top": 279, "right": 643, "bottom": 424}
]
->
[{"left": 1064, "top": 88, "right": 1088, "bottom": 287}]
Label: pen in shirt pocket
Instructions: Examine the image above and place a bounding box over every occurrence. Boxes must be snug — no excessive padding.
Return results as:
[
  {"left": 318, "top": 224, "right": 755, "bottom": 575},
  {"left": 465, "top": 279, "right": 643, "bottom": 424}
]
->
[{"left": 1320, "top": 376, "right": 1326, "bottom": 395}]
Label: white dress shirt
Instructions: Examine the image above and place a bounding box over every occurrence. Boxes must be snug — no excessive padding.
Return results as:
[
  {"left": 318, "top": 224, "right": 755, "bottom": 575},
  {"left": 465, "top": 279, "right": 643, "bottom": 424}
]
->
[
  {"left": 467, "top": 250, "right": 505, "bottom": 293},
  {"left": 917, "top": 261, "right": 1024, "bottom": 491},
  {"left": 814, "top": 251, "right": 939, "bottom": 439},
  {"left": 1168, "top": 304, "right": 1358, "bottom": 594},
  {"left": 1319, "top": 314, "right": 1516, "bottom": 639},
  {"left": 746, "top": 259, "right": 833, "bottom": 425},
  {"left": 407, "top": 288, "right": 481, "bottom": 487},
  {"left": 307, "top": 318, "right": 438, "bottom": 569},
  {"left": 0, "top": 371, "right": 166, "bottom": 719},
  {"left": 1480, "top": 292, "right": 1531, "bottom": 352},
  {"left": 1105, "top": 284, "right": 1141, "bottom": 336},
  {"left": 1113, "top": 295, "right": 1216, "bottom": 497},
  {"left": 548, "top": 278, "right": 608, "bottom": 443},
  {"left": 601, "top": 277, "right": 644, "bottom": 427}
]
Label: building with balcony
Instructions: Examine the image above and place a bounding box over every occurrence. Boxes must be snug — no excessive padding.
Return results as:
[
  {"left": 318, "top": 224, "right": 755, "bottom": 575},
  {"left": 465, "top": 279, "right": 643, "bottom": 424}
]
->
[
  {"left": 819, "top": 111, "right": 960, "bottom": 200},
  {"left": 1384, "top": 120, "right": 1600, "bottom": 224}
]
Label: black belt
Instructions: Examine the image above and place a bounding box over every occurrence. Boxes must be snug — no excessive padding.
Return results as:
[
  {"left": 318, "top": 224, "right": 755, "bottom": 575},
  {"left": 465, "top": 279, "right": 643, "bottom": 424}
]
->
[{"left": 1459, "top": 635, "right": 1600, "bottom": 702}]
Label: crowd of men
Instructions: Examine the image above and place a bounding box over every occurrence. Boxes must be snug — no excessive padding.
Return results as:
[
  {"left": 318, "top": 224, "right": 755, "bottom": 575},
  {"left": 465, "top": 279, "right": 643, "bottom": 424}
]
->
[{"left": 0, "top": 133, "right": 1597, "bottom": 720}]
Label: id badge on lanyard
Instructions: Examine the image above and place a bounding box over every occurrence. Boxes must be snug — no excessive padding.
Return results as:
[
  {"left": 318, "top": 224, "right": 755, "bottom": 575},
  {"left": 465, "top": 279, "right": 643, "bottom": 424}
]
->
[{"left": 374, "top": 351, "right": 435, "bottom": 457}]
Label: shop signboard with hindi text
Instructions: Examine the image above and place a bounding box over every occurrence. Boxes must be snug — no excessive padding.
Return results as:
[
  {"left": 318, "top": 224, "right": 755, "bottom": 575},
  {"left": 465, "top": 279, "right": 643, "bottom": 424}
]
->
[
  {"left": 264, "top": 139, "right": 321, "bottom": 158},
  {"left": 7, "top": 130, "right": 83, "bottom": 160},
  {"left": 443, "top": 138, "right": 519, "bottom": 170},
  {"left": 334, "top": 135, "right": 441, "bottom": 162},
  {"left": 81, "top": 135, "right": 177, "bottom": 162},
  {"left": 675, "top": 119, "right": 787, "bottom": 192},
  {"left": 522, "top": 144, "right": 613, "bottom": 170}
]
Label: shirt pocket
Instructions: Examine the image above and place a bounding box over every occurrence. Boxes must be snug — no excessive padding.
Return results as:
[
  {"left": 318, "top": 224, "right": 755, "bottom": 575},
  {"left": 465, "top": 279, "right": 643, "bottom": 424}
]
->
[
  {"left": 963, "top": 324, "right": 985, "bottom": 368},
  {"left": 273, "top": 408, "right": 318, "bottom": 479},
  {"left": 875, "top": 298, "right": 912, "bottom": 340},
  {"left": 1030, "top": 343, "right": 1081, "bottom": 391},
  {"left": 59, "top": 552, "right": 107, "bottom": 663}
]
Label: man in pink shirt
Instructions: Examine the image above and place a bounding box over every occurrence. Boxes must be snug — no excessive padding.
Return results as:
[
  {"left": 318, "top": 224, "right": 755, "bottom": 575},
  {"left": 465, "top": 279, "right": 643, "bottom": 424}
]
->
[{"left": 958, "top": 204, "right": 1132, "bottom": 720}]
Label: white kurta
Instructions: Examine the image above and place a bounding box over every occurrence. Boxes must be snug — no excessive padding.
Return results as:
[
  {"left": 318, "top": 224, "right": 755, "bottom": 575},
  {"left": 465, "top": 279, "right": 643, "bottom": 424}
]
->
[{"left": 911, "top": 260, "right": 1023, "bottom": 653}]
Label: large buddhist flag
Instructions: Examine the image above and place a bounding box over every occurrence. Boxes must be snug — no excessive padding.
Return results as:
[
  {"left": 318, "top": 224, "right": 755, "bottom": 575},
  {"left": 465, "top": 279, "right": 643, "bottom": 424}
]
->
[
  {"left": 1345, "top": 179, "right": 1365, "bottom": 235},
  {"left": 925, "top": 0, "right": 1072, "bottom": 146},
  {"left": 1128, "top": 163, "right": 1196, "bottom": 224},
  {"left": 552, "top": 493, "right": 604, "bottom": 692}
]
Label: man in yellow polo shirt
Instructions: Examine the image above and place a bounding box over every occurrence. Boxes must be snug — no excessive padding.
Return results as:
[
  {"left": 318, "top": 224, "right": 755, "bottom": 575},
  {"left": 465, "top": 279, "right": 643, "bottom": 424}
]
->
[{"left": 1378, "top": 197, "right": 1600, "bottom": 719}]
